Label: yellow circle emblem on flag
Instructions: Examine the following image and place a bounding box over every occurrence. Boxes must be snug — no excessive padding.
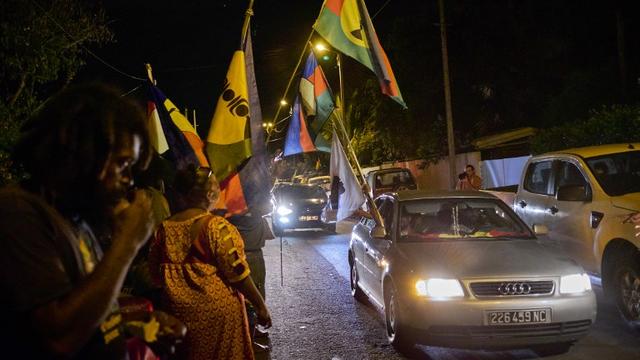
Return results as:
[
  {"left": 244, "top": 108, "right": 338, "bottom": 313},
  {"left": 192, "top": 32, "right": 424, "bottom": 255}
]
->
[{"left": 340, "top": 0, "right": 367, "bottom": 49}]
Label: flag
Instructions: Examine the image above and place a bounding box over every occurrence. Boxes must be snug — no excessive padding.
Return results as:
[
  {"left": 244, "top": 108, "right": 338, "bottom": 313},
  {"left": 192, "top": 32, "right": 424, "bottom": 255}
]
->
[
  {"left": 206, "top": 25, "right": 268, "bottom": 215},
  {"left": 238, "top": 27, "right": 271, "bottom": 214},
  {"left": 299, "top": 52, "right": 335, "bottom": 152},
  {"left": 314, "top": 0, "right": 406, "bottom": 108},
  {"left": 147, "top": 84, "right": 203, "bottom": 169},
  {"left": 163, "top": 97, "right": 209, "bottom": 167},
  {"left": 283, "top": 97, "right": 316, "bottom": 156},
  {"left": 330, "top": 130, "right": 365, "bottom": 221}
]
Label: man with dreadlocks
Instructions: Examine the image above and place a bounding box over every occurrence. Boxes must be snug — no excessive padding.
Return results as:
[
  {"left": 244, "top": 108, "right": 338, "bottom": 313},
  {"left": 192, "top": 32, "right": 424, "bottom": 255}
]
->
[{"left": 0, "top": 84, "right": 183, "bottom": 359}]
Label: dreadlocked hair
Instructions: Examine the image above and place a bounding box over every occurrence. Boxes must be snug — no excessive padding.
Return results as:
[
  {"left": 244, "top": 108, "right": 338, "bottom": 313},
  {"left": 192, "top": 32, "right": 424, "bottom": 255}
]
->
[{"left": 13, "top": 83, "right": 151, "bottom": 200}]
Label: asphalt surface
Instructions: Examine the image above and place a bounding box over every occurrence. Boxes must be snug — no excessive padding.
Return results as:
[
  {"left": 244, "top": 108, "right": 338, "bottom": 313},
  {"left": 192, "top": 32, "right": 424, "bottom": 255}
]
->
[{"left": 258, "top": 220, "right": 640, "bottom": 360}]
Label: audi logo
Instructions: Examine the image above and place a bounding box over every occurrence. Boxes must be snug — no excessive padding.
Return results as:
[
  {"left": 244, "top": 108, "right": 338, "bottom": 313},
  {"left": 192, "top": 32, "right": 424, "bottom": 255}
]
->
[{"left": 498, "top": 282, "right": 532, "bottom": 295}]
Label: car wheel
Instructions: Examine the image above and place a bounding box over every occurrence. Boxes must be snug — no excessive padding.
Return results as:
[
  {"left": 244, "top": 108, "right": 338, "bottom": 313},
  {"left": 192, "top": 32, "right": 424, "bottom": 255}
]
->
[
  {"left": 324, "top": 222, "right": 337, "bottom": 234},
  {"left": 532, "top": 342, "right": 574, "bottom": 356},
  {"left": 384, "top": 284, "right": 415, "bottom": 354},
  {"left": 613, "top": 252, "right": 640, "bottom": 329},
  {"left": 350, "top": 257, "right": 367, "bottom": 303}
]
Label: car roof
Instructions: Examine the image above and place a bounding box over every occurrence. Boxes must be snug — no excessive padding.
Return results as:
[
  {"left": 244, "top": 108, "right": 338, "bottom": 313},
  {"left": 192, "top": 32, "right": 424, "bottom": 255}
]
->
[
  {"left": 390, "top": 190, "right": 499, "bottom": 202},
  {"left": 544, "top": 143, "right": 640, "bottom": 158}
]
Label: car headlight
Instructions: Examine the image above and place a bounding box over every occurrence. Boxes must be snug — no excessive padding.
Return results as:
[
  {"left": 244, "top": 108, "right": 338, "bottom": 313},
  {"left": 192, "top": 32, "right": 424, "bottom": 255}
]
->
[
  {"left": 415, "top": 278, "right": 464, "bottom": 298},
  {"left": 560, "top": 273, "right": 592, "bottom": 294},
  {"left": 277, "top": 206, "right": 293, "bottom": 216}
]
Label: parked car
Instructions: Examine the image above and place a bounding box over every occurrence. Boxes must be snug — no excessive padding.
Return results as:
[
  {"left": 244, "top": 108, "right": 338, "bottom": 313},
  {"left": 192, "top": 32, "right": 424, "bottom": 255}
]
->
[
  {"left": 270, "top": 182, "right": 333, "bottom": 236},
  {"left": 365, "top": 168, "right": 417, "bottom": 198},
  {"left": 511, "top": 143, "right": 640, "bottom": 327},
  {"left": 350, "top": 190, "right": 596, "bottom": 355}
]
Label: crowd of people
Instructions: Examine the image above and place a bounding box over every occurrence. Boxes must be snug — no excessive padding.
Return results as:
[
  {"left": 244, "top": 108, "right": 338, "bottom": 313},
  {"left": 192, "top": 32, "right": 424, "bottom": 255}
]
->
[{"left": 0, "top": 84, "right": 272, "bottom": 360}]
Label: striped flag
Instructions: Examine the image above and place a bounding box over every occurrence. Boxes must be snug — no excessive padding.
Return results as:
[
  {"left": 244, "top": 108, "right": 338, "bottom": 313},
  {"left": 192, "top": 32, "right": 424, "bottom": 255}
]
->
[
  {"left": 147, "top": 84, "right": 206, "bottom": 169},
  {"left": 299, "top": 52, "right": 335, "bottom": 152},
  {"left": 283, "top": 96, "right": 316, "bottom": 156},
  {"left": 314, "top": 0, "right": 406, "bottom": 109}
]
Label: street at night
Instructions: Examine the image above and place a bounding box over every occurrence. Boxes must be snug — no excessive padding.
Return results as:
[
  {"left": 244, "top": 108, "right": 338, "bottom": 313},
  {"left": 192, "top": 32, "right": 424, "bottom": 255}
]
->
[{"left": 261, "top": 221, "right": 640, "bottom": 359}]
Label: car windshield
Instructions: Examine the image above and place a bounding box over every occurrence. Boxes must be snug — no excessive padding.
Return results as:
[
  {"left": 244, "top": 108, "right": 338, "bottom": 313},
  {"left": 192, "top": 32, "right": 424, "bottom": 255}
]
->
[
  {"left": 398, "top": 198, "right": 534, "bottom": 242},
  {"left": 309, "top": 177, "right": 330, "bottom": 186},
  {"left": 377, "top": 170, "right": 414, "bottom": 187},
  {"left": 277, "top": 185, "right": 326, "bottom": 198},
  {"left": 585, "top": 150, "right": 640, "bottom": 196}
]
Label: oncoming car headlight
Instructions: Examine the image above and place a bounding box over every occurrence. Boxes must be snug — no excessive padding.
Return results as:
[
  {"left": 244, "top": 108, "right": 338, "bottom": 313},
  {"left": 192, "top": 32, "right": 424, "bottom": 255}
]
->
[
  {"left": 415, "top": 279, "right": 464, "bottom": 298},
  {"left": 560, "top": 273, "right": 592, "bottom": 294},
  {"left": 277, "top": 206, "right": 293, "bottom": 216}
]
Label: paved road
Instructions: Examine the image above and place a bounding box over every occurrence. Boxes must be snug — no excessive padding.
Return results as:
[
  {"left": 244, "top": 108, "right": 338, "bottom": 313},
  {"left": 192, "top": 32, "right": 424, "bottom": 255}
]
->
[{"left": 260, "top": 221, "right": 640, "bottom": 359}]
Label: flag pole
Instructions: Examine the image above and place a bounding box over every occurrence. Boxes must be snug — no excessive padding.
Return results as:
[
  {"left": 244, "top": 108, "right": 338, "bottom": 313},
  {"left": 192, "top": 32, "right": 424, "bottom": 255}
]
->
[
  {"left": 333, "top": 55, "right": 384, "bottom": 228},
  {"left": 240, "top": 0, "right": 255, "bottom": 48},
  {"left": 145, "top": 63, "right": 156, "bottom": 85},
  {"left": 265, "top": 30, "right": 314, "bottom": 144}
]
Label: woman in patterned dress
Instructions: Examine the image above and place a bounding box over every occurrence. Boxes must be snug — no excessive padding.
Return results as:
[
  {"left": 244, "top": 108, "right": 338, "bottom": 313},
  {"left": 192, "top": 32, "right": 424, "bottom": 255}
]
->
[{"left": 149, "top": 166, "right": 271, "bottom": 360}]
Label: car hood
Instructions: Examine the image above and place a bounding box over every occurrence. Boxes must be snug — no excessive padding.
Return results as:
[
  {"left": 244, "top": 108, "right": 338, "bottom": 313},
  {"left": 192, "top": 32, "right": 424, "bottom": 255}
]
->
[
  {"left": 610, "top": 192, "right": 640, "bottom": 212},
  {"left": 394, "top": 239, "right": 583, "bottom": 279}
]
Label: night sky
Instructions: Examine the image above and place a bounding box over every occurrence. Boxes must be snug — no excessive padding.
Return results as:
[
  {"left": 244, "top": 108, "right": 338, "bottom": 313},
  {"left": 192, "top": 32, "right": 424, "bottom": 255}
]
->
[{"left": 77, "top": 0, "right": 640, "bottom": 146}]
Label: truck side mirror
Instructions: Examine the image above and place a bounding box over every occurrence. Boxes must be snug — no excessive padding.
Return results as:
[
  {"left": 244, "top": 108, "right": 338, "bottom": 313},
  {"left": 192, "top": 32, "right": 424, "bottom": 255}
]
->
[
  {"left": 556, "top": 184, "right": 591, "bottom": 202},
  {"left": 370, "top": 224, "right": 388, "bottom": 239},
  {"left": 532, "top": 224, "right": 549, "bottom": 235}
]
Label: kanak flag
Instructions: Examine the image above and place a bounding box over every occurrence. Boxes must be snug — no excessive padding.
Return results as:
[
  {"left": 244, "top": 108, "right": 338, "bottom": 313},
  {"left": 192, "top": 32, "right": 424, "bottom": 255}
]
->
[{"left": 314, "top": 0, "right": 406, "bottom": 109}]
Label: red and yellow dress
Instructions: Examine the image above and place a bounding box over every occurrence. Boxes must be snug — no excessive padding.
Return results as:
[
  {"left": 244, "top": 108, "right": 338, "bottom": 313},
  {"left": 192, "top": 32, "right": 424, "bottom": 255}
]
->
[{"left": 149, "top": 213, "right": 254, "bottom": 360}]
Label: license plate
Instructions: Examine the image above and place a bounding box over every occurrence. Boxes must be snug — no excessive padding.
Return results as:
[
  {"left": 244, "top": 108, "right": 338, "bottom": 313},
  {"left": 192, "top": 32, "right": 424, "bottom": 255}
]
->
[
  {"left": 299, "top": 215, "right": 318, "bottom": 221},
  {"left": 485, "top": 309, "right": 551, "bottom": 325}
]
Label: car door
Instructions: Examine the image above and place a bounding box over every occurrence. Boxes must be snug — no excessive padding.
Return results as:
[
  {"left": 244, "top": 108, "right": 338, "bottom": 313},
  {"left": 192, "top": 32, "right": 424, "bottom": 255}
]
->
[
  {"left": 352, "top": 213, "right": 375, "bottom": 293},
  {"left": 354, "top": 197, "right": 382, "bottom": 295},
  {"left": 547, "top": 159, "right": 596, "bottom": 270},
  {"left": 514, "top": 159, "right": 555, "bottom": 229},
  {"left": 364, "top": 197, "right": 395, "bottom": 305}
]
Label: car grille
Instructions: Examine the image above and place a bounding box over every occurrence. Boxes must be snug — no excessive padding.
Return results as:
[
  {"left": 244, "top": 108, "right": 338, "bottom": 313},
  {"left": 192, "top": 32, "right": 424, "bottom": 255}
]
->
[
  {"left": 428, "top": 320, "right": 592, "bottom": 339},
  {"left": 470, "top": 281, "right": 555, "bottom": 297}
]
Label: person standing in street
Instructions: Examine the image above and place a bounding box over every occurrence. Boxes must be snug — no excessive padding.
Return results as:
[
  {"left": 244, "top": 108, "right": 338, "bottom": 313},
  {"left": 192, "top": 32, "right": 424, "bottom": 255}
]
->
[
  {"left": 149, "top": 165, "right": 271, "bottom": 360},
  {"left": 0, "top": 84, "right": 183, "bottom": 359},
  {"left": 456, "top": 164, "right": 483, "bottom": 190},
  {"left": 228, "top": 207, "right": 274, "bottom": 349}
]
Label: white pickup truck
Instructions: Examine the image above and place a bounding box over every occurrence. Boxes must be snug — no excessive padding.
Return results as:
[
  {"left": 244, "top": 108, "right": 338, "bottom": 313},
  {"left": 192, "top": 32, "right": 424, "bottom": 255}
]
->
[{"left": 505, "top": 143, "right": 640, "bottom": 328}]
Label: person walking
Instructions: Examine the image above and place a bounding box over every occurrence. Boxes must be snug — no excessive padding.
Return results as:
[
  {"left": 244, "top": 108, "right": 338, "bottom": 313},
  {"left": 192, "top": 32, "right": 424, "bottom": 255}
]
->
[
  {"left": 149, "top": 165, "right": 271, "bottom": 360},
  {"left": 0, "top": 84, "right": 183, "bottom": 359}
]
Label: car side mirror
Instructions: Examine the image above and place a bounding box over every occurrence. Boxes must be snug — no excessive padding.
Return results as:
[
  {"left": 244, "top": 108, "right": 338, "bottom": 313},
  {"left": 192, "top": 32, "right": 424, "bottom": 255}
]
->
[
  {"left": 533, "top": 224, "right": 549, "bottom": 236},
  {"left": 556, "top": 184, "right": 591, "bottom": 202},
  {"left": 370, "top": 224, "right": 388, "bottom": 239}
]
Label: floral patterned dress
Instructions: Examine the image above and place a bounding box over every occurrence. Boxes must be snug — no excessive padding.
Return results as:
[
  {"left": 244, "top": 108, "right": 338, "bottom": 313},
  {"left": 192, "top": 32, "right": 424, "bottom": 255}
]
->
[{"left": 149, "top": 213, "right": 254, "bottom": 360}]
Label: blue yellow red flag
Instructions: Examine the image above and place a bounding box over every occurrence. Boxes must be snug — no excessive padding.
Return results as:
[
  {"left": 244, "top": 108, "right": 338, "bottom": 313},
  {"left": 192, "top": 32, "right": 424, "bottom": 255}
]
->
[
  {"left": 147, "top": 84, "right": 202, "bottom": 169},
  {"left": 283, "top": 96, "right": 316, "bottom": 156}
]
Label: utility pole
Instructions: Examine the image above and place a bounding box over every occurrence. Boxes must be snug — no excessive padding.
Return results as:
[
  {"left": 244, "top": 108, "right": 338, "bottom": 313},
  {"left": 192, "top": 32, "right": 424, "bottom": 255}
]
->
[{"left": 439, "top": 0, "right": 457, "bottom": 190}]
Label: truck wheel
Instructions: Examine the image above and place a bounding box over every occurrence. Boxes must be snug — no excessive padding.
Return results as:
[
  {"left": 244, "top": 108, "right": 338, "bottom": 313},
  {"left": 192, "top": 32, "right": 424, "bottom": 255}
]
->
[{"left": 613, "top": 252, "right": 640, "bottom": 330}]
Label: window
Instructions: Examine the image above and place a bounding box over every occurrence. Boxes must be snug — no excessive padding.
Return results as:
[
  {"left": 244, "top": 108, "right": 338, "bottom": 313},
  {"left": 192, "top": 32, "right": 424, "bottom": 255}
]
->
[
  {"left": 555, "top": 161, "right": 587, "bottom": 192},
  {"left": 524, "top": 161, "right": 553, "bottom": 195}
]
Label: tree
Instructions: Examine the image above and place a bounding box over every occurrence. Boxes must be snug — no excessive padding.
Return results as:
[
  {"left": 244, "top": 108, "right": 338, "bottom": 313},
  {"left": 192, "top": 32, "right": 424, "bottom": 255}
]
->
[
  {"left": 0, "top": 0, "right": 112, "bottom": 184},
  {"left": 531, "top": 104, "right": 640, "bottom": 154}
]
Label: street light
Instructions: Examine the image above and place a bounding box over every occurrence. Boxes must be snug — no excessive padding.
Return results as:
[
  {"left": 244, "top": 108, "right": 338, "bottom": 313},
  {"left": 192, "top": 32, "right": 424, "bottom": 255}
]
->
[{"left": 279, "top": 99, "right": 288, "bottom": 106}]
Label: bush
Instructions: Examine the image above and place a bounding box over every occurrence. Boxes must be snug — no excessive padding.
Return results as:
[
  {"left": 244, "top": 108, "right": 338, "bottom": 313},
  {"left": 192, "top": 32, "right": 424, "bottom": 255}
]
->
[{"left": 531, "top": 104, "right": 640, "bottom": 154}]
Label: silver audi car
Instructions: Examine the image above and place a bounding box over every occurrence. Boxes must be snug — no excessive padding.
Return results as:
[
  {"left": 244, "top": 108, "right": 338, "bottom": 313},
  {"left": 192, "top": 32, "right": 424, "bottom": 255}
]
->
[{"left": 349, "top": 190, "right": 596, "bottom": 355}]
